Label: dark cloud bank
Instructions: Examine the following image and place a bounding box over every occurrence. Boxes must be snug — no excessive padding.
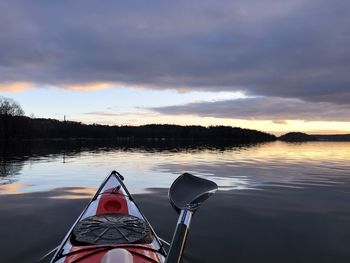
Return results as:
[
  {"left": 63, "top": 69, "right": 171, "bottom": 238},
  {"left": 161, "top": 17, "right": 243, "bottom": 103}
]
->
[
  {"left": 1, "top": 0, "right": 350, "bottom": 120},
  {"left": 150, "top": 97, "right": 350, "bottom": 122}
]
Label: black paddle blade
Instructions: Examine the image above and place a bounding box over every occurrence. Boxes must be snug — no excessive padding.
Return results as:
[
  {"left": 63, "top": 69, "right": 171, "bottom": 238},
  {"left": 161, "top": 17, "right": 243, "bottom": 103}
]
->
[{"left": 169, "top": 173, "right": 218, "bottom": 212}]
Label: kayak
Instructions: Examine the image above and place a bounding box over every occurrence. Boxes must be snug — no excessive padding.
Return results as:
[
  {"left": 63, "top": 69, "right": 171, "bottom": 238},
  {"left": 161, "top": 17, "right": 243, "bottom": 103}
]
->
[
  {"left": 50, "top": 171, "right": 166, "bottom": 263},
  {"left": 47, "top": 171, "right": 217, "bottom": 263}
]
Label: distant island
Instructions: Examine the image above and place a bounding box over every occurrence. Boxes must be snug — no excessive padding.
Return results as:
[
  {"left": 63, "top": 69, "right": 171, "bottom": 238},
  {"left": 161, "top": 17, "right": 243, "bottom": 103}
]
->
[
  {"left": 0, "top": 115, "right": 276, "bottom": 144},
  {"left": 278, "top": 132, "right": 317, "bottom": 142},
  {"left": 279, "top": 132, "right": 350, "bottom": 142}
]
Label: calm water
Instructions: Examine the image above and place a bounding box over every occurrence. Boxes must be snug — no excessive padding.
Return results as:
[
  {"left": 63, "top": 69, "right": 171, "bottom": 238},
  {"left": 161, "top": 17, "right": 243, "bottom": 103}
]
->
[{"left": 1, "top": 141, "right": 350, "bottom": 262}]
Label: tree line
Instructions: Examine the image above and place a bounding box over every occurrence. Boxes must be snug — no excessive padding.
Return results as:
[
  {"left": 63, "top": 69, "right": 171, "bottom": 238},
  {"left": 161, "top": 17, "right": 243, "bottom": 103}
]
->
[
  {"left": 0, "top": 116, "right": 276, "bottom": 143},
  {"left": 0, "top": 96, "right": 276, "bottom": 143}
]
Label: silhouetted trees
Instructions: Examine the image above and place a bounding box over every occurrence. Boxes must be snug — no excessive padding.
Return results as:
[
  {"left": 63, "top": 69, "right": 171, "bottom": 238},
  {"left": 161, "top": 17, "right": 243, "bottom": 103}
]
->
[
  {"left": 0, "top": 116, "right": 277, "bottom": 143},
  {"left": 0, "top": 97, "right": 25, "bottom": 140},
  {"left": 0, "top": 97, "right": 24, "bottom": 116},
  {"left": 0, "top": 97, "right": 277, "bottom": 143}
]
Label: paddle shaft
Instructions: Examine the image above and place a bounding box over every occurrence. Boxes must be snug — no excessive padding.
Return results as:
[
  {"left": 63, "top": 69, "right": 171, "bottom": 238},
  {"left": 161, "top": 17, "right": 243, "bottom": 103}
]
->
[{"left": 165, "top": 210, "right": 193, "bottom": 263}]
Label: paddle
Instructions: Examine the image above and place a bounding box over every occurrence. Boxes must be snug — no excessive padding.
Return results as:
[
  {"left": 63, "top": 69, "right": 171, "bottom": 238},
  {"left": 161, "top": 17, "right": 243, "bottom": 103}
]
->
[{"left": 165, "top": 173, "right": 218, "bottom": 263}]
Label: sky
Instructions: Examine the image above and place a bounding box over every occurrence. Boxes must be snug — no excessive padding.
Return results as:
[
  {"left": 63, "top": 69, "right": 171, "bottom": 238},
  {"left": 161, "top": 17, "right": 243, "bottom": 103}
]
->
[{"left": 0, "top": 0, "right": 350, "bottom": 135}]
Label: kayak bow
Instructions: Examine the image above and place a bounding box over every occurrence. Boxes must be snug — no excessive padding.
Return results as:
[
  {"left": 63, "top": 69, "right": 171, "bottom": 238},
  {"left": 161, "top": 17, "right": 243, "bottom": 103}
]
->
[
  {"left": 47, "top": 171, "right": 217, "bottom": 263},
  {"left": 50, "top": 171, "right": 166, "bottom": 263}
]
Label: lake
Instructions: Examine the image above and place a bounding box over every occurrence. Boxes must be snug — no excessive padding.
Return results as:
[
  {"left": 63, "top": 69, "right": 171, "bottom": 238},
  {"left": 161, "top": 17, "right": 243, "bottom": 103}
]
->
[{"left": 1, "top": 141, "right": 350, "bottom": 262}]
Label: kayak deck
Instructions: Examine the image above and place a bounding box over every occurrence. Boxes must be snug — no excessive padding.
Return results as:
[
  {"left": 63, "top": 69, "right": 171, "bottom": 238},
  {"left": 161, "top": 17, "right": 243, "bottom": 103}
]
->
[{"left": 51, "top": 171, "right": 166, "bottom": 263}]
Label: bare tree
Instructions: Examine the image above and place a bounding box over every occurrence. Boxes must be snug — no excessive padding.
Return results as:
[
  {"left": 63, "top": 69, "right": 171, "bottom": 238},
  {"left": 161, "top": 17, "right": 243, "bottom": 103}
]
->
[{"left": 0, "top": 97, "right": 24, "bottom": 116}]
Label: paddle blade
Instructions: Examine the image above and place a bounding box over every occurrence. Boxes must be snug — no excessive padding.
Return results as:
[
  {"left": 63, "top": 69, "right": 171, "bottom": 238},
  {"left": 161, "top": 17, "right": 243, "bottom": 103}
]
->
[{"left": 169, "top": 173, "right": 218, "bottom": 212}]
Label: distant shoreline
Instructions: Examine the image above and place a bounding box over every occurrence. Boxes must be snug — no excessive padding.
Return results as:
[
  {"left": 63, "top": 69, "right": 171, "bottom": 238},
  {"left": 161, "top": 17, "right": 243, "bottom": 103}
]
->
[
  {"left": 0, "top": 115, "right": 275, "bottom": 144},
  {"left": 1, "top": 115, "right": 349, "bottom": 143}
]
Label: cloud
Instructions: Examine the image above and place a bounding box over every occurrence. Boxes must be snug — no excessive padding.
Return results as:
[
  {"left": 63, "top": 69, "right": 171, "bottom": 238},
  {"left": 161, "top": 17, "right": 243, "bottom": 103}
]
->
[
  {"left": 63, "top": 82, "right": 112, "bottom": 92},
  {"left": 272, "top": 120, "right": 288, "bottom": 125},
  {"left": 83, "top": 111, "right": 155, "bottom": 117},
  {"left": 149, "top": 97, "right": 350, "bottom": 122},
  {"left": 0, "top": 82, "right": 34, "bottom": 92},
  {"left": 0, "top": 0, "right": 349, "bottom": 106},
  {"left": 83, "top": 111, "right": 125, "bottom": 117}
]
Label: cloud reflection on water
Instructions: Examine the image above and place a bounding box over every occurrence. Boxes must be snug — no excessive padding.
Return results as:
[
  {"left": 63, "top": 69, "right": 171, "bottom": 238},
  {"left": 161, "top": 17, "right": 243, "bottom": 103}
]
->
[
  {"left": 154, "top": 141, "right": 350, "bottom": 191},
  {"left": 0, "top": 141, "right": 350, "bottom": 194}
]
